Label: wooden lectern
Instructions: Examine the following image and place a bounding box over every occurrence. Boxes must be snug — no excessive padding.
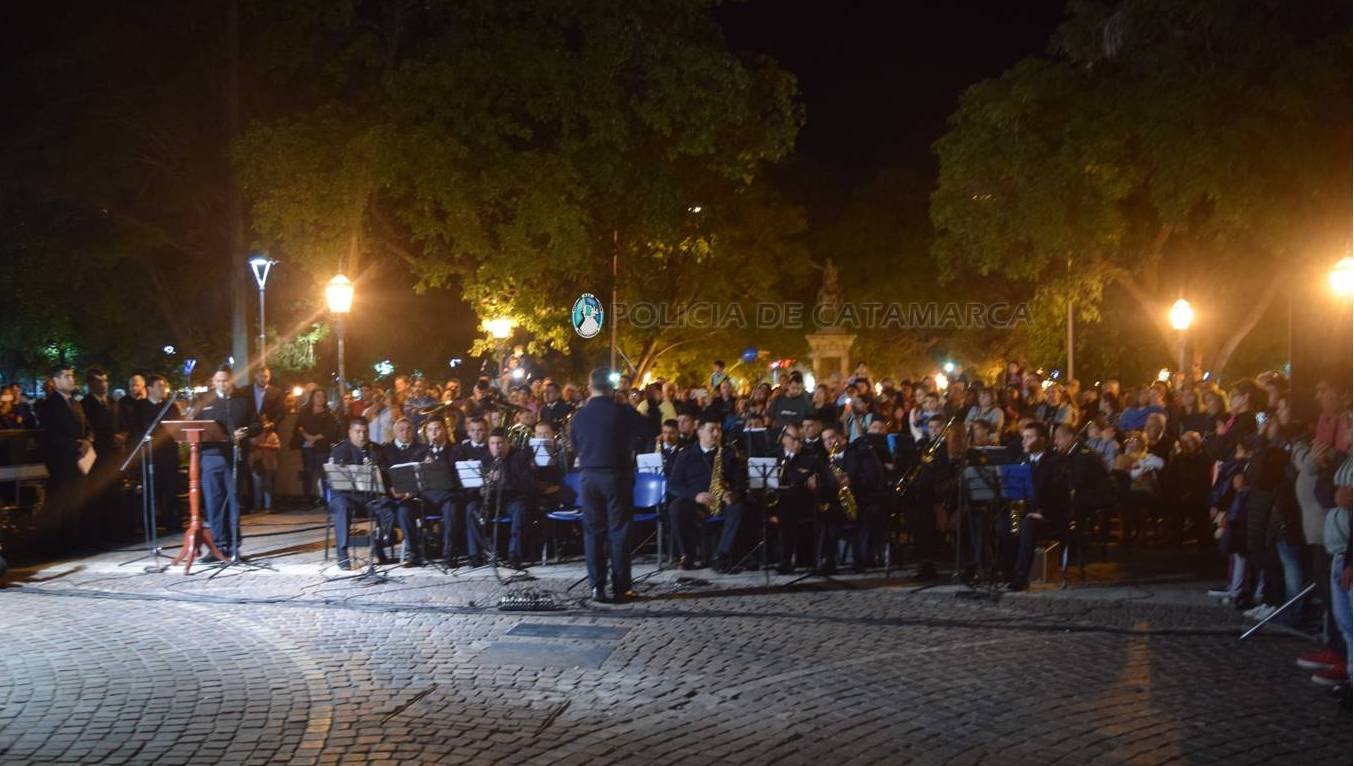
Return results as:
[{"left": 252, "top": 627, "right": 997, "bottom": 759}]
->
[{"left": 163, "top": 420, "right": 228, "bottom": 574}]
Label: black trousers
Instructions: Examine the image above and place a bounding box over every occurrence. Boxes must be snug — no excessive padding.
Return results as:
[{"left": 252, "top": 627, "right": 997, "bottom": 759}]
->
[
  {"left": 421, "top": 490, "right": 460, "bottom": 561},
  {"left": 773, "top": 494, "right": 813, "bottom": 569},
  {"left": 670, "top": 497, "right": 743, "bottom": 562},
  {"left": 580, "top": 470, "right": 633, "bottom": 593},
  {"left": 1011, "top": 513, "right": 1060, "bottom": 586}
]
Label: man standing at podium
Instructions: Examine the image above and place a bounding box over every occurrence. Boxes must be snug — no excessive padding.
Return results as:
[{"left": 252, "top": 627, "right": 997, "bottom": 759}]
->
[{"left": 191, "top": 366, "right": 260, "bottom": 561}]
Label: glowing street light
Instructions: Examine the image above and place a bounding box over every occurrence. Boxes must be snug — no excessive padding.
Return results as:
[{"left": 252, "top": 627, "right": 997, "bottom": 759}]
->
[
  {"left": 1168, "top": 298, "right": 1193, "bottom": 376},
  {"left": 484, "top": 317, "right": 514, "bottom": 340},
  {"left": 1168, "top": 298, "right": 1194, "bottom": 331},
  {"left": 1331, "top": 257, "right": 1354, "bottom": 296},
  {"left": 248, "top": 252, "right": 277, "bottom": 365},
  {"left": 326, "top": 275, "right": 354, "bottom": 394}
]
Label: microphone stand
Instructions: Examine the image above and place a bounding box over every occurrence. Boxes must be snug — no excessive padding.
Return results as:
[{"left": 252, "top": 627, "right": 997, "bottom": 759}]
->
[
  {"left": 208, "top": 429, "right": 275, "bottom": 578},
  {"left": 117, "top": 395, "right": 179, "bottom": 572}
]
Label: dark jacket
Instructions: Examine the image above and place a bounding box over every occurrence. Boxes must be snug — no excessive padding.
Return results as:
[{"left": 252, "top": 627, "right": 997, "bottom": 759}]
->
[
  {"left": 191, "top": 392, "right": 261, "bottom": 462},
  {"left": 570, "top": 395, "right": 649, "bottom": 471},
  {"left": 35, "top": 392, "right": 89, "bottom": 484},
  {"left": 669, "top": 444, "right": 744, "bottom": 503}
]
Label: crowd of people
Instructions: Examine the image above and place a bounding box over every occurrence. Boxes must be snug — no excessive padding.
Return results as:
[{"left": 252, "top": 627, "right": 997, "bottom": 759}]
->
[{"left": 3, "top": 356, "right": 1350, "bottom": 688}]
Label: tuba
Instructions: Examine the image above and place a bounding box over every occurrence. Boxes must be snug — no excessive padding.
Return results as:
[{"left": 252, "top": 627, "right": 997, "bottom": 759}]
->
[
  {"left": 705, "top": 443, "right": 726, "bottom": 517},
  {"left": 827, "top": 443, "right": 859, "bottom": 522}
]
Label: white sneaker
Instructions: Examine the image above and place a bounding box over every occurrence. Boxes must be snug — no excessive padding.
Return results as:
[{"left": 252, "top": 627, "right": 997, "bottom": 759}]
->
[
  {"left": 1245, "top": 605, "right": 1277, "bottom": 621},
  {"left": 1206, "top": 589, "right": 1234, "bottom": 598}
]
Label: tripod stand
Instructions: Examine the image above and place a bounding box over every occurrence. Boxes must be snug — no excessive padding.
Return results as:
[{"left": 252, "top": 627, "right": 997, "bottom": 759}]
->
[
  {"left": 730, "top": 458, "right": 776, "bottom": 587},
  {"left": 117, "top": 395, "right": 179, "bottom": 573},
  {"left": 323, "top": 461, "right": 399, "bottom": 585}
]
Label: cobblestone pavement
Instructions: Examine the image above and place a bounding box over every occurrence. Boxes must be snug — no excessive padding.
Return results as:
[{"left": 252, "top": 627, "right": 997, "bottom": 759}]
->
[{"left": 1, "top": 512, "right": 1349, "bottom": 765}]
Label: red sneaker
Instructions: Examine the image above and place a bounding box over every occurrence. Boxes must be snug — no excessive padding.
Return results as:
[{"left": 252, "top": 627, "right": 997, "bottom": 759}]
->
[
  {"left": 1296, "top": 648, "right": 1343, "bottom": 671},
  {"left": 1310, "top": 665, "right": 1348, "bottom": 687}
]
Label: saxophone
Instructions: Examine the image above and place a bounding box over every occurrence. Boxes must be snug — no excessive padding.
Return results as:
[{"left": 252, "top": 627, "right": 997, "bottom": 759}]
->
[
  {"left": 827, "top": 444, "right": 859, "bottom": 521},
  {"left": 705, "top": 444, "right": 726, "bottom": 517}
]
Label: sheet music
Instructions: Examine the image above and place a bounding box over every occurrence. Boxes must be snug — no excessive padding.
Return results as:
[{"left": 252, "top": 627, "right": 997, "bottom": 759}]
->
[
  {"left": 747, "top": 457, "right": 779, "bottom": 489},
  {"left": 455, "top": 460, "right": 485, "bottom": 488},
  {"left": 528, "top": 438, "right": 555, "bottom": 468},
  {"left": 636, "top": 452, "right": 663, "bottom": 474}
]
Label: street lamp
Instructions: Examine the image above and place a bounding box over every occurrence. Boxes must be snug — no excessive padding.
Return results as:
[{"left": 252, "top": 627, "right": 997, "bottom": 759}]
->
[
  {"left": 484, "top": 317, "right": 514, "bottom": 384},
  {"left": 325, "top": 275, "right": 354, "bottom": 394},
  {"left": 248, "top": 252, "right": 277, "bottom": 366},
  {"left": 1330, "top": 257, "right": 1354, "bottom": 296},
  {"left": 1168, "top": 298, "right": 1194, "bottom": 375}
]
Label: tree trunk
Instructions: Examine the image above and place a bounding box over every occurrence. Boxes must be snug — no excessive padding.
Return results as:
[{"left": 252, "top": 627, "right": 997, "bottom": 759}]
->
[
  {"left": 225, "top": 0, "right": 249, "bottom": 382},
  {"left": 1208, "top": 276, "right": 1282, "bottom": 376}
]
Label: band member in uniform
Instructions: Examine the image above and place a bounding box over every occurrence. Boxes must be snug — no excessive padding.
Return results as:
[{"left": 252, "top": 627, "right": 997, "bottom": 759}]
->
[
  {"left": 770, "top": 427, "right": 820, "bottom": 573},
  {"left": 481, "top": 427, "right": 535, "bottom": 569},
  {"left": 895, "top": 414, "right": 954, "bottom": 580},
  {"left": 1053, "top": 421, "right": 1110, "bottom": 554},
  {"left": 327, "top": 416, "right": 390, "bottom": 569},
  {"left": 668, "top": 415, "right": 746, "bottom": 573},
  {"left": 1008, "top": 421, "right": 1068, "bottom": 591},
  {"left": 191, "top": 366, "right": 260, "bottom": 561},
  {"left": 656, "top": 419, "right": 683, "bottom": 477},
  {"left": 819, "top": 422, "right": 886, "bottom": 573},
  {"left": 379, "top": 417, "right": 427, "bottom": 566},
  {"left": 420, "top": 417, "right": 461, "bottom": 567},
  {"left": 800, "top": 416, "right": 827, "bottom": 461},
  {"left": 538, "top": 381, "right": 573, "bottom": 427},
  {"left": 81, "top": 368, "right": 126, "bottom": 539},
  {"left": 35, "top": 365, "right": 91, "bottom": 547},
  {"left": 456, "top": 417, "right": 491, "bottom": 565},
  {"left": 133, "top": 374, "right": 184, "bottom": 531},
  {"left": 570, "top": 368, "right": 649, "bottom": 603}
]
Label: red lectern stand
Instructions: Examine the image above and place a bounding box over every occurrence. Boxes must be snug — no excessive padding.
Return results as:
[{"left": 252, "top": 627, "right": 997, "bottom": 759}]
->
[{"left": 164, "top": 420, "right": 228, "bottom": 574}]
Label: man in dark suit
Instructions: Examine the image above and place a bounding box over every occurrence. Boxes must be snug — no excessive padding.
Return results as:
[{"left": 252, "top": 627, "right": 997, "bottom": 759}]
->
[
  {"left": 481, "top": 427, "right": 535, "bottom": 569},
  {"left": 821, "top": 422, "right": 887, "bottom": 573},
  {"left": 247, "top": 367, "right": 287, "bottom": 512},
  {"left": 419, "top": 417, "right": 462, "bottom": 567},
  {"left": 770, "top": 427, "right": 821, "bottom": 574},
  {"left": 1008, "top": 421, "right": 1068, "bottom": 591},
  {"left": 538, "top": 381, "right": 573, "bottom": 427},
  {"left": 190, "top": 366, "right": 260, "bottom": 561},
  {"left": 668, "top": 416, "right": 746, "bottom": 574},
  {"left": 35, "top": 365, "right": 91, "bottom": 547},
  {"left": 80, "top": 367, "right": 126, "bottom": 540},
  {"left": 327, "top": 416, "right": 384, "bottom": 570},
  {"left": 570, "top": 368, "right": 649, "bottom": 602},
  {"left": 130, "top": 374, "right": 184, "bottom": 531},
  {"left": 378, "top": 417, "right": 426, "bottom": 566},
  {"left": 455, "top": 417, "right": 492, "bottom": 565}
]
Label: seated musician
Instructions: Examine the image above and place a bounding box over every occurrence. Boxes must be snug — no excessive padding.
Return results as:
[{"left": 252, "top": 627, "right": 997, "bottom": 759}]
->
[
  {"left": 327, "top": 417, "right": 396, "bottom": 570},
  {"left": 667, "top": 416, "right": 746, "bottom": 573},
  {"left": 1053, "top": 421, "right": 1111, "bottom": 546},
  {"left": 896, "top": 414, "right": 954, "bottom": 580},
  {"left": 771, "top": 426, "right": 820, "bottom": 574},
  {"left": 480, "top": 427, "right": 535, "bottom": 570},
  {"left": 820, "top": 422, "right": 886, "bottom": 574},
  {"left": 656, "top": 419, "right": 683, "bottom": 477},
  {"left": 800, "top": 416, "right": 827, "bottom": 460},
  {"left": 1007, "top": 421, "right": 1069, "bottom": 591},
  {"left": 419, "top": 417, "right": 461, "bottom": 567},
  {"left": 457, "top": 417, "right": 492, "bottom": 566},
  {"left": 530, "top": 421, "right": 572, "bottom": 504},
  {"left": 376, "top": 417, "right": 426, "bottom": 566}
]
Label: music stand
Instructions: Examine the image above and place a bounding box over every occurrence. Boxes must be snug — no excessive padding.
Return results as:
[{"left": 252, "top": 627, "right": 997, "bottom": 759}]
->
[
  {"left": 164, "top": 420, "right": 228, "bottom": 574},
  {"left": 390, "top": 460, "right": 453, "bottom": 566},
  {"left": 323, "top": 462, "right": 394, "bottom": 583},
  {"left": 731, "top": 457, "right": 777, "bottom": 586},
  {"left": 117, "top": 396, "right": 178, "bottom": 573},
  {"left": 955, "top": 448, "right": 1016, "bottom": 592}
]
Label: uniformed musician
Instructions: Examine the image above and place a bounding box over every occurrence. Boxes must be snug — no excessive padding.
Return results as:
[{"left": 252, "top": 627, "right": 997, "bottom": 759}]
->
[
  {"left": 327, "top": 416, "right": 392, "bottom": 570},
  {"left": 457, "top": 417, "right": 492, "bottom": 566},
  {"left": 770, "top": 427, "right": 820, "bottom": 574},
  {"left": 481, "top": 427, "right": 535, "bottom": 569},
  {"left": 191, "top": 366, "right": 260, "bottom": 561},
  {"left": 378, "top": 417, "right": 427, "bottom": 566},
  {"left": 419, "top": 417, "right": 461, "bottom": 567},
  {"left": 1008, "top": 421, "right": 1068, "bottom": 591},
  {"left": 668, "top": 415, "right": 746, "bottom": 573},
  {"left": 819, "top": 422, "right": 886, "bottom": 574}
]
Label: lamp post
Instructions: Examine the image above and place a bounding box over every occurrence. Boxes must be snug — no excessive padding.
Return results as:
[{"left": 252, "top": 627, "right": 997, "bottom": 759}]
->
[
  {"left": 1330, "top": 257, "right": 1354, "bottom": 297},
  {"left": 1168, "top": 298, "right": 1194, "bottom": 376},
  {"left": 248, "top": 253, "right": 276, "bottom": 366},
  {"left": 325, "top": 275, "right": 354, "bottom": 395}
]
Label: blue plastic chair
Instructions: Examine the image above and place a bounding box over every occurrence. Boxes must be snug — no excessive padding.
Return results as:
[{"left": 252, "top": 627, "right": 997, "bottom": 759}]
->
[
  {"left": 544, "top": 472, "right": 584, "bottom": 562},
  {"left": 630, "top": 473, "right": 667, "bottom": 560}
]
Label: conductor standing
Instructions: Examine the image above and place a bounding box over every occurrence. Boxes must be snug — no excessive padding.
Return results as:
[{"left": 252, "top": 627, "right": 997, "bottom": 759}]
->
[{"left": 570, "top": 368, "right": 648, "bottom": 603}]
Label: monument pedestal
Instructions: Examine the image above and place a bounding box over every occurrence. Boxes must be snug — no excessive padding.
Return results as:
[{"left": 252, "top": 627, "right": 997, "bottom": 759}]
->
[{"left": 806, "top": 331, "right": 856, "bottom": 384}]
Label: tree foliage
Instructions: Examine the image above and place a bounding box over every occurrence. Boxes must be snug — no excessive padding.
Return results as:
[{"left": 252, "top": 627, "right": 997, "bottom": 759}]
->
[
  {"left": 234, "top": 0, "right": 804, "bottom": 372},
  {"left": 932, "top": 0, "right": 1350, "bottom": 378}
]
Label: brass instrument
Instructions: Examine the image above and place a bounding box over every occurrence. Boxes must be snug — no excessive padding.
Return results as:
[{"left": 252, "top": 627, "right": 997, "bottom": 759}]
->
[
  {"left": 1008, "top": 499, "right": 1027, "bottom": 535},
  {"left": 893, "top": 416, "right": 957, "bottom": 495},
  {"left": 827, "top": 443, "right": 859, "bottom": 521},
  {"left": 705, "top": 443, "right": 726, "bottom": 517},
  {"left": 506, "top": 422, "right": 532, "bottom": 451}
]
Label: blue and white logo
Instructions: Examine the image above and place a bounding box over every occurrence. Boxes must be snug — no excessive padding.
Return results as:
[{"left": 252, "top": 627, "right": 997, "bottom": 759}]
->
[{"left": 571, "top": 293, "right": 604, "bottom": 339}]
